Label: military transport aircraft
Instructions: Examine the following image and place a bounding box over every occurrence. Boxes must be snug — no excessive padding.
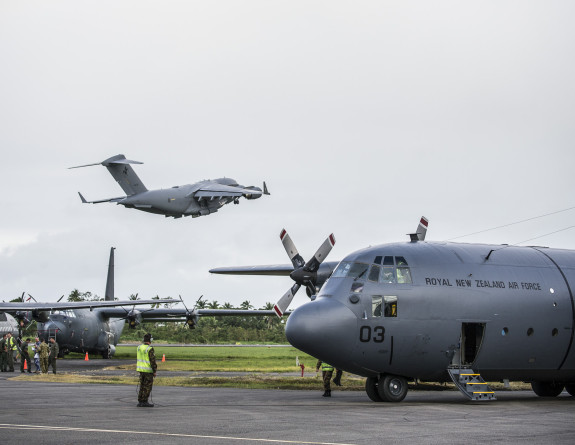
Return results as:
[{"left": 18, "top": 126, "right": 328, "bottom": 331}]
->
[
  {"left": 211, "top": 217, "right": 575, "bottom": 402},
  {"left": 70, "top": 154, "right": 269, "bottom": 218},
  {"left": 2, "top": 248, "right": 279, "bottom": 358},
  {"left": 0, "top": 249, "right": 179, "bottom": 358}
]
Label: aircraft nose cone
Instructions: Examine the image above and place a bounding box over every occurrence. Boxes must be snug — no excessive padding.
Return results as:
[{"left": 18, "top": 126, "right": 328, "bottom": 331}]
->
[{"left": 285, "top": 298, "right": 357, "bottom": 366}]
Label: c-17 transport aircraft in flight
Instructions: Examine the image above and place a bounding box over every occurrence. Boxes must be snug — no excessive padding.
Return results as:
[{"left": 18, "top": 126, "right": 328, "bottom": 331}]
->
[
  {"left": 69, "top": 154, "right": 269, "bottom": 219},
  {"left": 211, "top": 217, "right": 575, "bottom": 402}
]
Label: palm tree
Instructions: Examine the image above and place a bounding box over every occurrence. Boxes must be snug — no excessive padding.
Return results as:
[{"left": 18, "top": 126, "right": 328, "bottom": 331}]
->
[{"left": 240, "top": 300, "right": 253, "bottom": 310}]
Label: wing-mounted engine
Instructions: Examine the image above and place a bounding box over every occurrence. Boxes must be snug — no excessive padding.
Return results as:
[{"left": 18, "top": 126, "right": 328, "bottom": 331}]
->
[
  {"left": 125, "top": 309, "right": 143, "bottom": 329},
  {"left": 243, "top": 185, "right": 263, "bottom": 200},
  {"left": 273, "top": 230, "right": 336, "bottom": 317},
  {"left": 14, "top": 310, "right": 33, "bottom": 328},
  {"left": 186, "top": 310, "right": 199, "bottom": 329}
]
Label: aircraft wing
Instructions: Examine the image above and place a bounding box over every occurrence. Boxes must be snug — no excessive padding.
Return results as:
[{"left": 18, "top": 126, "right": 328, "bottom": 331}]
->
[
  {"left": 97, "top": 307, "right": 286, "bottom": 319},
  {"left": 0, "top": 299, "right": 179, "bottom": 312},
  {"left": 192, "top": 182, "right": 268, "bottom": 200},
  {"left": 193, "top": 183, "right": 245, "bottom": 199},
  {"left": 209, "top": 264, "right": 294, "bottom": 276},
  {"left": 209, "top": 261, "right": 340, "bottom": 276}
]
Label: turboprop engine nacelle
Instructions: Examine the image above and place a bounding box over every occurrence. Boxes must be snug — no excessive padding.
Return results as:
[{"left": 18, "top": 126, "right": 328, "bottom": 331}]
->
[
  {"left": 126, "top": 309, "right": 143, "bottom": 329},
  {"left": 31, "top": 310, "right": 50, "bottom": 323}
]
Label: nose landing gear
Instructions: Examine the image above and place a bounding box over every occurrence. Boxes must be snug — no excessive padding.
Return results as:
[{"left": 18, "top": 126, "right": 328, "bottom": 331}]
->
[{"left": 365, "top": 374, "right": 409, "bottom": 402}]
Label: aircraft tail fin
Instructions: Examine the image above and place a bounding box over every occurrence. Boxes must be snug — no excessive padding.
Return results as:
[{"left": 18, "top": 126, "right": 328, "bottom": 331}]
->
[
  {"left": 104, "top": 247, "right": 115, "bottom": 301},
  {"left": 409, "top": 216, "right": 429, "bottom": 242},
  {"left": 70, "top": 154, "right": 148, "bottom": 196}
]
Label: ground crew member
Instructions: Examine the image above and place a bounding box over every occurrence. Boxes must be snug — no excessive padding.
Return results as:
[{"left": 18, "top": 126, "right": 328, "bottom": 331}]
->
[
  {"left": 0, "top": 334, "right": 7, "bottom": 372},
  {"left": 38, "top": 339, "right": 50, "bottom": 374},
  {"left": 6, "top": 333, "right": 16, "bottom": 372},
  {"left": 136, "top": 333, "right": 157, "bottom": 407},
  {"left": 48, "top": 338, "right": 59, "bottom": 374},
  {"left": 316, "top": 359, "right": 334, "bottom": 397},
  {"left": 332, "top": 369, "right": 343, "bottom": 387},
  {"left": 33, "top": 337, "right": 41, "bottom": 373},
  {"left": 20, "top": 338, "right": 32, "bottom": 373}
]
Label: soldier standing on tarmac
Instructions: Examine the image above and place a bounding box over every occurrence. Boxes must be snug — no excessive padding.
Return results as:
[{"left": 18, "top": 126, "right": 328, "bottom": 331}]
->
[
  {"left": 20, "top": 338, "right": 32, "bottom": 373},
  {"left": 316, "top": 359, "right": 335, "bottom": 397},
  {"left": 0, "top": 334, "right": 7, "bottom": 372},
  {"left": 48, "top": 338, "right": 59, "bottom": 374},
  {"left": 136, "top": 333, "right": 157, "bottom": 407},
  {"left": 38, "top": 339, "right": 49, "bottom": 374},
  {"left": 6, "top": 333, "right": 16, "bottom": 372}
]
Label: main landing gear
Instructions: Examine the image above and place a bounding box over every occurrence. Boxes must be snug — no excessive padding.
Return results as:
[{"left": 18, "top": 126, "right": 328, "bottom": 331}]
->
[
  {"left": 531, "top": 381, "right": 573, "bottom": 397},
  {"left": 365, "top": 374, "right": 408, "bottom": 403}
]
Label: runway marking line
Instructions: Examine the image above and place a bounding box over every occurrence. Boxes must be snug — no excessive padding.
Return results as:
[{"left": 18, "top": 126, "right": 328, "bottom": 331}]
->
[{"left": 0, "top": 424, "right": 357, "bottom": 445}]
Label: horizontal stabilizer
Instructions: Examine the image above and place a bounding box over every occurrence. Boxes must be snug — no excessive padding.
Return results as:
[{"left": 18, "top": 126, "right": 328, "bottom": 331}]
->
[
  {"left": 70, "top": 154, "right": 147, "bottom": 196},
  {"left": 77, "top": 192, "right": 126, "bottom": 204}
]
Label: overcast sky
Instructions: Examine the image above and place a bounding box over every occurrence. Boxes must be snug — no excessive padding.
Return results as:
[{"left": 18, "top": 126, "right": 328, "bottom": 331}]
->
[{"left": 1, "top": 1, "right": 574, "bottom": 310}]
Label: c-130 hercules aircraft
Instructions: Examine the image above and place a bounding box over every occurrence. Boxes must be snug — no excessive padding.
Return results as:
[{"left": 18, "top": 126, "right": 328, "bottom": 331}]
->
[
  {"left": 211, "top": 217, "right": 575, "bottom": 402},
  {"left": 70, "top": 154, "right": 269, "bottom": 218}
]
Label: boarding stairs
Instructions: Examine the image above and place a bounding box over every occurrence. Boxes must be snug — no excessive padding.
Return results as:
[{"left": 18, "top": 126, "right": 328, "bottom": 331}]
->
[{"left": 448, "top": 367, "right": 496, "bottom": 401}]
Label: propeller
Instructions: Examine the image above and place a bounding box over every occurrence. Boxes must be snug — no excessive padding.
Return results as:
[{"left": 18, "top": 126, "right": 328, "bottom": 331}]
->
[
  {"left": 180, "top": 295, "right": 199, "bottom": 329},
  {"left": 273, "top": 230, "right": 336, "bottom": 317}
]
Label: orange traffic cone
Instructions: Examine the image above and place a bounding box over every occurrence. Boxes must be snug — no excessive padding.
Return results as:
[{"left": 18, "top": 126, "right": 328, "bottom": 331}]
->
[
  {"left": 85, "top": 352, "right": 89, "bottom": 361},
  {"left": 24, "top": 359, "right": 28, "bottom": 370},
  {"left": 162, "top": 354, "right": 166, "bottom": 362}
]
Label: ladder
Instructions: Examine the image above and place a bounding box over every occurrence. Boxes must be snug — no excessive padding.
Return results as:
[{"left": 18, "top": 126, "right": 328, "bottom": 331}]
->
[{"left": 448, "top": 367, "right": 496, "bottom": 401}]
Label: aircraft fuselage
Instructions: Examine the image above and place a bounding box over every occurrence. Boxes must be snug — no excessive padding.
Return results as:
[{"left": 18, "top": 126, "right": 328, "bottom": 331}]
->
[
  {"left": 37, "top": 309, "right": 125, "bottom": 358},
  {"left": 119, "top": 178, "right": 243, "bottom": 218},
  {"left": 286, "top": 241, "right": 575, "bottom": 386}
]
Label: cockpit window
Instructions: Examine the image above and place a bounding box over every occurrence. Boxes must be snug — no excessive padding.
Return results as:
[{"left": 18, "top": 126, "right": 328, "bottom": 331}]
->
[
  {"left": 332, "top": 262, "right": 370, "bottom": 279},
  {"left": 384, "top": 296, "right": 398, "bottom": 317},
  {"left": 334, "top": 258, "right": 411, "bottom": 284},
  {"left": 368, "top": 265, "right": 381, "bottom": 282},
  {"left": 381, "top": 266, "right": 396, "bottom": 283},
  {"left": 372, "top": 296, "right": 383, "bottom": 317},
  {"left": 372, "top": 295, "right": 398, "bottom": 317},
  {"left": 395, "top": 256, "right": 412, "bottom": 284}
]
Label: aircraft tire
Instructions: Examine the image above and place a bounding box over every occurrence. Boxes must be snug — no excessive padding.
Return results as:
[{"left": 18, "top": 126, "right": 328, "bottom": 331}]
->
[
  {"left": 378, "top": 374, "right": 408, "bottom": 403},
  {"left": 365, "top": 377, "right": 383, "bottom": 402},
  {"left": 531, "top": 381, "right": 564, "bottom": 397},
  {"left": 565, "top": 384, "right": 575, "bottom": 397}
]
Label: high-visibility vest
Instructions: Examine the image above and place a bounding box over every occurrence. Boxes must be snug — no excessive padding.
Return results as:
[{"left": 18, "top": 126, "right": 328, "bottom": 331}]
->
[
  {"left": 136, "top": 344, "right": 153, "bottom": 373},
  {"left": 8, "top": 337, "right": 17, "bottom": 351},
  {"left": 321, "top": 362, "right": 334, "bottom": 372}
]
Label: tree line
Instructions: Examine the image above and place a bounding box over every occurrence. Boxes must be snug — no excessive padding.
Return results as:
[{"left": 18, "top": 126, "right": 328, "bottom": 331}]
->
[{"left": 72, "top": 290, "right": 289, "bottom": 344}]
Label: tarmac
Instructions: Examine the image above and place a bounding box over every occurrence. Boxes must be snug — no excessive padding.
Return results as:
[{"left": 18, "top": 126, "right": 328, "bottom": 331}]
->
[{"left": 1, "top": 359, "right": 575, "bottom": 444}]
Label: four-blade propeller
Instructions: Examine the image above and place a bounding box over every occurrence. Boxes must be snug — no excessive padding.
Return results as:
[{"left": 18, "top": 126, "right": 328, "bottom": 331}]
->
[{"left": 273, "top": 230, "right": 335, "bottom": 317}]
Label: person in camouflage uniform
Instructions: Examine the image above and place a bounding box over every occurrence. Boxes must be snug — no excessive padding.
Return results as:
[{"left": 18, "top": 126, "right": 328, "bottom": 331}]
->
[
  {"left": 316, "top": 359, "right": 335, "bottom": 397},
  {"left": 38, "top": 339, "right": 50, "bottom": 374},
  {"left": 48, "top": 338, "right": 59, "bottom": 374},
  {"left": 20, "top": 338, "right": 32, "bottom": 373},
  {"left": 0, "top": 334, "right": 7, "bottom": 372},
  {"left": 6, "top": 333, "right": 16, "bottom": 372},
  {"left": 136, "top": 333, "right": 157, "bottom": 407}
]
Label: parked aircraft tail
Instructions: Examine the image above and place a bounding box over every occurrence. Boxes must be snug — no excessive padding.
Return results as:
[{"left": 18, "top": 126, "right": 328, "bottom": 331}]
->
[
  {"left": 409, "top": 216, "right": 429, "bottom": 242},
  {"left": 70, "top": 154, "right": 148, "bottom": 196},
  {"left": 104, "top": 247, "right": 115, "bottom": 301}
]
